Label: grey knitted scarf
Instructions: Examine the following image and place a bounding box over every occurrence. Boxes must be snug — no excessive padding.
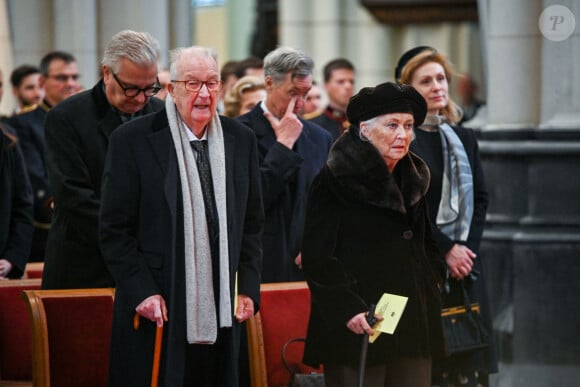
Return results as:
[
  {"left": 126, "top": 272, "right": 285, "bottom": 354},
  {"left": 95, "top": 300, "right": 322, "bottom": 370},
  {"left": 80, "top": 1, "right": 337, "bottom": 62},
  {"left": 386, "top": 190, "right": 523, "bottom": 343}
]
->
[{"left": 166, "top": 95, "right": 231, "bottom": 344}]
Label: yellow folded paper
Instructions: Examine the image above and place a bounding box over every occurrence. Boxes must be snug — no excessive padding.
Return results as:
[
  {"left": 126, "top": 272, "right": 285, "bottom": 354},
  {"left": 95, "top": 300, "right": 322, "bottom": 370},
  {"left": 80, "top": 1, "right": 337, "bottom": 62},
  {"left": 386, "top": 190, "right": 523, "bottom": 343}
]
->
[{"left": 369, "top": 293, "right": 408, "bottom": 343}]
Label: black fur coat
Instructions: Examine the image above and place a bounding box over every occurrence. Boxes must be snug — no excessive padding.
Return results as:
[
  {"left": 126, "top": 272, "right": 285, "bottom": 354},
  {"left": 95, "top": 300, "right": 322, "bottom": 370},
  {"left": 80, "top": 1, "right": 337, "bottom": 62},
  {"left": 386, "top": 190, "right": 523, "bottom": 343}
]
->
[{"left": 302, "top": 129, "right": 445, "bottom": 367}]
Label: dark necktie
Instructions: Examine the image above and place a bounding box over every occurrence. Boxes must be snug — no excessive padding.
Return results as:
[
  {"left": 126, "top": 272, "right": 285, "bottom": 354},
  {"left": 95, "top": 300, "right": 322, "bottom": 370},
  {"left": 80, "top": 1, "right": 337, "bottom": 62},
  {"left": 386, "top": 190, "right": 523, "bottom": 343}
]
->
[
  {"left": 190, "top": 140, "right": 219, "bottom": 247},
  {"left": 191, "top": 140, "right": 221, "bottom": 310}
]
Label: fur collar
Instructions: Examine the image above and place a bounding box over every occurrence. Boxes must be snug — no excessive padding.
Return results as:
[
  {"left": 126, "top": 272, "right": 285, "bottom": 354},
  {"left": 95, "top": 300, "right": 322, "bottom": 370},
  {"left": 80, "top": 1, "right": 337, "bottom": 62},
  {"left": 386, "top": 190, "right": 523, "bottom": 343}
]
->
[{"left": 326, "top": 129, "right": 430, "bottom": 213}]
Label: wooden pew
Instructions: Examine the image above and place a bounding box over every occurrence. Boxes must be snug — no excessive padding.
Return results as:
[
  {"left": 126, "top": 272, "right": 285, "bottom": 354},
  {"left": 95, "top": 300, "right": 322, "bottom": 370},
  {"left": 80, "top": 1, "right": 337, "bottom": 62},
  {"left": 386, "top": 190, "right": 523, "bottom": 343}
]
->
[
  {"left": 246, "top": 282, "right": 322, "bottom": 387},
  {"left": 0, "top": 278, "right": 41, "bottom": 387},
  {"left": 22, "top": 288, "right": 115, "bottom": 387}
]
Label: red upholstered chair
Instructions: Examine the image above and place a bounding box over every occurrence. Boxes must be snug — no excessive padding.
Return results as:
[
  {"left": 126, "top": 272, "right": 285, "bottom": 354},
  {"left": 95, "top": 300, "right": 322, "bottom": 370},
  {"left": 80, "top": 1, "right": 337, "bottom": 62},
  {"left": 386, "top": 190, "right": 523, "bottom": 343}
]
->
[
  {"left": 246, "top": 282, "right": 322, "bottom": 387},
  {"left": 0, "top": 278, "right": 41, "bottom": 387},
  {"left": 23, "top": 263, "right": 44, "bottom": 279},
  {"left": 22, "top": 288, "right": 115, "bottom": 387}
]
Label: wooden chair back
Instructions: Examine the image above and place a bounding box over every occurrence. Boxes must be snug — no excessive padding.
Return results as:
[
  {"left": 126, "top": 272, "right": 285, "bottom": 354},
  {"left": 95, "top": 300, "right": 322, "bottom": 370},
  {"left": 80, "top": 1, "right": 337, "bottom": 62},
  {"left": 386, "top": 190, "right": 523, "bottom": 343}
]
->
[
  {"left": 246, "top": 281, "right": 321, "bottom": 387},
  {"left": 23, "top": 263, "right": 44, "bottom": 279},
  {"left": 22, "top": 288, "right": 115, "bottom": 387},
  {"left": 0, "top": 278, "right": 41, "bottom": 387}
]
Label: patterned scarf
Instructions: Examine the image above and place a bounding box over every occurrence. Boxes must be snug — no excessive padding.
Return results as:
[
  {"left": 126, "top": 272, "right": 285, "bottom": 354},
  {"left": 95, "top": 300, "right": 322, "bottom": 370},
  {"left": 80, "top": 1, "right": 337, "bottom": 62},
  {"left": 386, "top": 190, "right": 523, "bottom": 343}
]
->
[
  {"left": 421, "top": 115, "right": 474, "bottom": 242},
  {"left": 165, "top": 95, "right": 231, "bottom": 343}
]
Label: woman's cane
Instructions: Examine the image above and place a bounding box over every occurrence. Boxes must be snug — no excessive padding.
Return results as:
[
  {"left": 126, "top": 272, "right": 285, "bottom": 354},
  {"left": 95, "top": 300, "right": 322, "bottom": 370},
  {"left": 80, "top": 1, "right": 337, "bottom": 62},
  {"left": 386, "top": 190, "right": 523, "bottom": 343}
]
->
[
  {"left": 358, "top": 304, "right": 376, "bottom": 387},
  {"left": 133, "top": 313, "right": 163, "bottom": 387}
]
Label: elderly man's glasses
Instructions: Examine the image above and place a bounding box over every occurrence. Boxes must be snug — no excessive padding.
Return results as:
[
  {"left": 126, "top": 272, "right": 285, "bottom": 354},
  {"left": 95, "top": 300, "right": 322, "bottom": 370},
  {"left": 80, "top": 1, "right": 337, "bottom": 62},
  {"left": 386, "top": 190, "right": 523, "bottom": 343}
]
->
[
  {"left": 111, "top": 71, "right": 161, "bottom": 98},
  {"left": 171, "top": 80, "right": 223, "bottom": 93}
]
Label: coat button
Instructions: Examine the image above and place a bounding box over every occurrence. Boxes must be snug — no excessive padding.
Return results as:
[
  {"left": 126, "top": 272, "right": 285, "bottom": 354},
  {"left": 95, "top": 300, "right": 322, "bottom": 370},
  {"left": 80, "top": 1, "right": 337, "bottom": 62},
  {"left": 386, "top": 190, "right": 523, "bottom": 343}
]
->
[{"left": 403, "top": 230, "right": 413, "bottom": 239}]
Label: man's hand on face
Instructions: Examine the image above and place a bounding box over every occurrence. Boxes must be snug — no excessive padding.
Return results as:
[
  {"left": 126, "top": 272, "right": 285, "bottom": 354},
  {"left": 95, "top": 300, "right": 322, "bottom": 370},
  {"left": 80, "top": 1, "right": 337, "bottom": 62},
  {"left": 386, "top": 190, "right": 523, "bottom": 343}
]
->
[{"left": 264, "top": 96, "right": 303, "bottom": 149}]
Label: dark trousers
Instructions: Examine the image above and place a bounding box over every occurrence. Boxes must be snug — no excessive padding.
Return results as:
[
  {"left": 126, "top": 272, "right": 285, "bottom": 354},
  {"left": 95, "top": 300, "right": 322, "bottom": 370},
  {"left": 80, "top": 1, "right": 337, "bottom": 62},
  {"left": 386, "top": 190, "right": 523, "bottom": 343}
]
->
[
  {"left": 324, "top": 356, "right": 431, "bottom": 387},
  {"left": 183, "top": 328, "right": 233, "bottom": 387}
]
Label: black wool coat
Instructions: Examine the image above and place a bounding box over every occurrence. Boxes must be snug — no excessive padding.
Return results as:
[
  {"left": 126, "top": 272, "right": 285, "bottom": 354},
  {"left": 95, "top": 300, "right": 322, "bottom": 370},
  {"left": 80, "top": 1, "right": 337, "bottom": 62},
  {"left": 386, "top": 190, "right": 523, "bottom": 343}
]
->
[
  {"left": 0, "top": 131, "right": 33, "bottom": 277},
  {"left": 100, "top": 111, "right": 264, "bottom": 387},
  {"left": 237, "top": 104, "right": 332, "bottom": 282},
  {"left": 42, "top": 81, "right": 164, "bottom": 289},
  {"left": 302, "top": 129, "right": 446, "bottom": 367}
]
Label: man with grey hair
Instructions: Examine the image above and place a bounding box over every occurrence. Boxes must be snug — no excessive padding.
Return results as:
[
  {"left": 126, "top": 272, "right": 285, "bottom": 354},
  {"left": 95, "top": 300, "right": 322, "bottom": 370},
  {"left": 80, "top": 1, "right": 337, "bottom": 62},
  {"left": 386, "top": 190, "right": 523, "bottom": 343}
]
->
[
  {"left": 100, "top": 45, "right": 263, "bottom": 386},
  {"left": 41, "top": 30, "right": 164, "bottom": 289},
  {"left": 237, "top": 46, "right": 332, "bottom": 282}
]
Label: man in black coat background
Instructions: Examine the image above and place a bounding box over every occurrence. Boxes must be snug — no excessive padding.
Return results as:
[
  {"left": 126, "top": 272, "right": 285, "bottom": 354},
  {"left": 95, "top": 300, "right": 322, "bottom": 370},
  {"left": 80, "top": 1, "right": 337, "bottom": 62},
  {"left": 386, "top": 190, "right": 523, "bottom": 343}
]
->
[
  {"left": 237, "top": 46, "right": 332, "bottom": 282},
  {"left": 41, "top": 30, "right": 164, "bottom": 289},
  {"left": 0, "top": 67, "right": 33, "bottom": 279},
  {"left": 8, "top": 51, "right": 81, "bottom": 262}
]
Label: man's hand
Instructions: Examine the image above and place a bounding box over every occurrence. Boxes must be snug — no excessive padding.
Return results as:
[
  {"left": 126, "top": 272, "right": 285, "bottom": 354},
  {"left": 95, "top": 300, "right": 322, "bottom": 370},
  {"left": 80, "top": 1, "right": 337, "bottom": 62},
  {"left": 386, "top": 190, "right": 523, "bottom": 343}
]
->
[
  {"left": 135, "top": 294, "right": 168, "bottom": 327},
  {"left": 0, "top": 259, "right": 13, "bottom": 279},
  {"left": 264, "top": 96, "right": 303, "bottom": 149},
  {"left": 235, "top": 294, "right": 254, "bottom": 323},
  {"left": 445, "top": 244, "right": 476, "bottom": 280},
  {"left": 294, "top": 252, "right": 302, "bottom": 269}
]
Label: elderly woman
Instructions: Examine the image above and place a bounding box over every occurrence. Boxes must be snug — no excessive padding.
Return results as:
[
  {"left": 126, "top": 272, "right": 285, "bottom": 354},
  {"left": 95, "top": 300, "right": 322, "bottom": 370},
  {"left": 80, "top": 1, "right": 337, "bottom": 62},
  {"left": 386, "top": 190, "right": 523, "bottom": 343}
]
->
[
  {"left": 396, "top": 47, "right": 497, "bottom": 386},
  {"left": 223, "top": 75, "right": 266, "bottom": 118},
  {"left": 302, "top": 82, "right": 445, "bottom": 387}
]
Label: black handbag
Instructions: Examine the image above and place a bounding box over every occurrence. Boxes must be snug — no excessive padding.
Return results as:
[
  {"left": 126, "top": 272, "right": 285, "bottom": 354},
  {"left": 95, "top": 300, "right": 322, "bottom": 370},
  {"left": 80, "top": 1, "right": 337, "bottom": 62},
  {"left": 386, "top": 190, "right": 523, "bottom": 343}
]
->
[
  {"left": 282, "top": 337, "right": 325, "bottom": 387},
  {"left": 441, "top": 282, "right": 489, "bottom": 354}
]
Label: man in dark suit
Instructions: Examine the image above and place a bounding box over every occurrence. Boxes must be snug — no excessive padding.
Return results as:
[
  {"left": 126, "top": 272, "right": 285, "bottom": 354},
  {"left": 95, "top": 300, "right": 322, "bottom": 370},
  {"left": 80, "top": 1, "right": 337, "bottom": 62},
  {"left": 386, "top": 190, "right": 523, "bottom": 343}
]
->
[
  {"left": 41, "top": 30, "right": 164, "bottom": 289},
  {"left": 308, "top": 58, "right": 356, "bottom": 142},
  {"left": 237, "top": 46, "right": 332, "bottom": 282},
  {"left": 100, "top": 46, "right": 264, "bottom": 386},
  {"left": 8, "top": 51, "right": 80, "bottom": 262},
  {"left": 0, "top": 67, "right": 33, "bottom": 279}
]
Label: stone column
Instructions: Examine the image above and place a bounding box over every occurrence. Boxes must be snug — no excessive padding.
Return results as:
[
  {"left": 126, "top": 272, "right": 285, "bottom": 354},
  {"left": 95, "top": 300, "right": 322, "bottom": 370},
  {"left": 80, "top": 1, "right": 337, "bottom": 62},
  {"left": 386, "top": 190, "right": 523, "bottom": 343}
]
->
[
  {"left": 226, "top": 0, "right": 254, "bottom": 60},
  {"left": 486, "top": 0, "right": 542, "bottom": 127},
  {"left": 53, "top": 0, "right": 98, "bottom": 87},
  {"left": 0, "top": 0, "right": 14, "bottom": 114},
  {"left": 279, "top": 0, "right": 311, "bottom": 52},
  {"left": 98, "top": 0, "right": 169, "bottom": 67},
  {"left": 478, "top": 0, "right": 580, "bottom": 385},
  {"left": 169, "top": 0, "right": 193, "bottom": 51},
  {"left": 7, "top": 0, "right": 52, "bottom": 66},
  {"left": 539, "top": 0, "right": 580, "bottom": 127}
]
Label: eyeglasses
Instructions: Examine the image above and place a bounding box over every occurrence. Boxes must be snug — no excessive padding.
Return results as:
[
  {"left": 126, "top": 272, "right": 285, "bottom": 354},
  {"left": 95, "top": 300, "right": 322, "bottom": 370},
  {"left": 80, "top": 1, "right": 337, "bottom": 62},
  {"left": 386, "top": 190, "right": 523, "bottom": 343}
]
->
[
  {"left": 171, "top": 80, "right": 223, "bottom": 93},
  {"left": 48, "top": 74, "right": 80, "bottom": 82},
  {"left": 111, "top": 71, "right": 161, "bottom": 98}
]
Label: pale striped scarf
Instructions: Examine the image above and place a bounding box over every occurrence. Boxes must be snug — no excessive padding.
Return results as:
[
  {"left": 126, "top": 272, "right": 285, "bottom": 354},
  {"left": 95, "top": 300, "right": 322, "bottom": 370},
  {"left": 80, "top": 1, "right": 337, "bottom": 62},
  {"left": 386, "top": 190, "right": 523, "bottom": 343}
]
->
[
  {"left": 436, "top": 122, "right": 473, "bottom": 241},
  {"left": 166, "top": 95, "right": 231, "bottom": 344},
  {"left": 421, "top": 116, "right": 474, "bottom": 242}
]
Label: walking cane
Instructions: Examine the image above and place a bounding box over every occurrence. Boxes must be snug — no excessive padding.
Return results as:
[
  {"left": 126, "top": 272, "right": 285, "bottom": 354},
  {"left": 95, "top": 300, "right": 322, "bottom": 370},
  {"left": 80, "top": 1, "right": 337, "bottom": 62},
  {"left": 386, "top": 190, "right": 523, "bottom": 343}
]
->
[
  {"left": 134, "top": 313, "right": 164, "bottom": 387},
  {"left": 358, "top": 304, "right": 376, "bottom": 387}
]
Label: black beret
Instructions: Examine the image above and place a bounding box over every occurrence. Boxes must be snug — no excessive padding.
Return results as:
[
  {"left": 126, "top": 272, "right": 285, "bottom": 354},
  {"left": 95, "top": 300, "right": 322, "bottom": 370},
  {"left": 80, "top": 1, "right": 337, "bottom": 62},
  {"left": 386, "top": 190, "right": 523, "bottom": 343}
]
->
[
  {"left": 394, "top": 46, "right": 436, "bottom": 81},
  {"left": 346, "top": 82, "right": 427, "bottom": 127}
]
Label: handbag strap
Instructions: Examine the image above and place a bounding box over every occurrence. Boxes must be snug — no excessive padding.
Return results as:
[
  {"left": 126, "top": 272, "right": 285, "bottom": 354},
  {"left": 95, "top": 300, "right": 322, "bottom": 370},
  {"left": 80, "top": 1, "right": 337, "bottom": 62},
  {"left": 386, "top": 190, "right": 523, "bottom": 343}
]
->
[
  {"left": 459, "top": 280, "right": 475, "bottom": 313},
  {"left": 281, "top": 337, "right": 306, "bottom": 374}
]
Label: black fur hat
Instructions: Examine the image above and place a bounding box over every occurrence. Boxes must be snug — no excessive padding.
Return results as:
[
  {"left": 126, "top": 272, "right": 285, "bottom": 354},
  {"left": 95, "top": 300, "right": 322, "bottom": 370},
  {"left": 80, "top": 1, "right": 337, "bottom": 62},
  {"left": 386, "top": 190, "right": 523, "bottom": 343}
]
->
[{"left": 346, "top": 82, "right": 427, "bottom": 127}]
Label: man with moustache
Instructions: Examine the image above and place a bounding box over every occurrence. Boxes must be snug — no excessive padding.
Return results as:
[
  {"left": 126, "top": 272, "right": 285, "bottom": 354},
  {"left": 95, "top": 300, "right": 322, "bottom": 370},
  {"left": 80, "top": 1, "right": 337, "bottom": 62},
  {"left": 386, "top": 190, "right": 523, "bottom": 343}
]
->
[{"left": 10, "top": 64, "right": 44, "bottom": 113}]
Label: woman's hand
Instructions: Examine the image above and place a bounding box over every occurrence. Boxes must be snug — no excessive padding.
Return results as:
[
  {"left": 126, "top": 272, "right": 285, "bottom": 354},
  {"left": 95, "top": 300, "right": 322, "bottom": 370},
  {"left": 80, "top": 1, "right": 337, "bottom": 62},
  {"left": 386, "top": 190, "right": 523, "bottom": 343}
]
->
[
  {"left": 445, "top": 244, "right": 476, "bottom": 280},
  {"left": 346, "top": 311, "right": 383, "bottom": 335}
]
